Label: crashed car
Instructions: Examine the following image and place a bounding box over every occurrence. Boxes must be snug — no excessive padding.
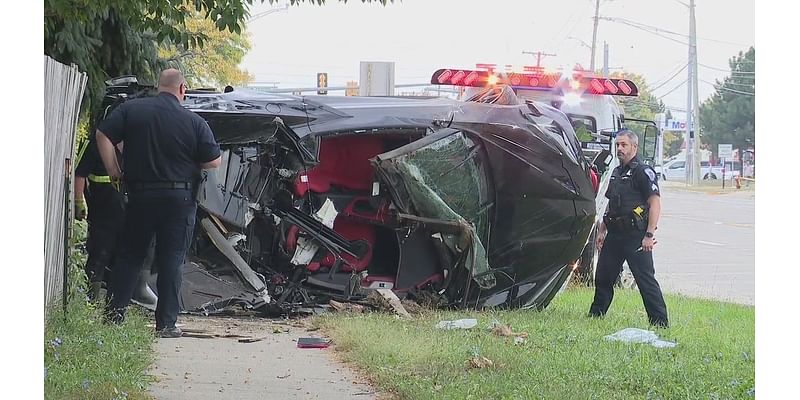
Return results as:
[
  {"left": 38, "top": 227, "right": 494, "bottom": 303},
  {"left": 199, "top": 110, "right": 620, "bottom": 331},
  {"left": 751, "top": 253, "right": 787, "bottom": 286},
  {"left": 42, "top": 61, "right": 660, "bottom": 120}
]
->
[{"left": 102, "top": 78, "right": 597, "bottom": 314}]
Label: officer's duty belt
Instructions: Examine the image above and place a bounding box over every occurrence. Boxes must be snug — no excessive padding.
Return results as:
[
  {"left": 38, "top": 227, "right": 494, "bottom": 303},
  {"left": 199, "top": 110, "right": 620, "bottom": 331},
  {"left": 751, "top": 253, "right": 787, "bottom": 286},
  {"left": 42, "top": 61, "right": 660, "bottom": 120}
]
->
[
  {"left": 604, "top": 215, "right": 635, "bottom": 233},
  {"left": 88, "top": 174, "right": 111, "bottom": 183},
  {"left": 128, "top": 181, "right": 192, "bottom": 190}
]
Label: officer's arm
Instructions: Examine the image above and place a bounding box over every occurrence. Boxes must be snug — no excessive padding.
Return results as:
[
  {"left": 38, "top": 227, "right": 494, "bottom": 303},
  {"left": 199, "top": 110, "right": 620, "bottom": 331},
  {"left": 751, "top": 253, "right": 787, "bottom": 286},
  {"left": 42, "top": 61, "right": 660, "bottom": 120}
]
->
[
  {"left": 200, "top": 156, "right": 221, "bottom": 169},
  {"left": 646, "top": 194, "right": 661, "bottom": 235},
  {"left": 96, "top": 130, "right": 123, "bottom": 179},
  {"left": 74, "top": 177, "right": 86, "bottom": 199}
]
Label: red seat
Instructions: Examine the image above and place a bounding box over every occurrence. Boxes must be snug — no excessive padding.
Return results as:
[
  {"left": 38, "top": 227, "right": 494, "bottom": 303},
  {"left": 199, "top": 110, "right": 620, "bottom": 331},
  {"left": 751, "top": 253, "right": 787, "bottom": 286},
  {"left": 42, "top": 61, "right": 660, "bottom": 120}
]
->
[
  {"left": 294, "top": 135, "right": 385, "bottom": 197},
  {"left": 289, "top": 135, "right": 386, "bottom": 273}
]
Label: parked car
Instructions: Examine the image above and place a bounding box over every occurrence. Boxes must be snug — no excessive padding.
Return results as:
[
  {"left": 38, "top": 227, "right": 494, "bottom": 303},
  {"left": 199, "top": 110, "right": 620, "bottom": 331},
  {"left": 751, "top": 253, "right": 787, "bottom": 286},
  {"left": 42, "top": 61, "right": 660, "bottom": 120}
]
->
[
  {"left": 658, "top": 159, "right": 739, "bottom": 181},
  {"left": 102, "top": 78, "right": 598, "bottom": 314}
]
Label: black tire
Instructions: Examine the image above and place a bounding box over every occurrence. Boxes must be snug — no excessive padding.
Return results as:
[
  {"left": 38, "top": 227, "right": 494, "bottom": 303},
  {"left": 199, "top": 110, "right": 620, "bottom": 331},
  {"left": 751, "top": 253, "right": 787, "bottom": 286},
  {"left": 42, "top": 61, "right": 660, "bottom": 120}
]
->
[{"left": 703, "top": 173, "right": 718, "bottom": 180}]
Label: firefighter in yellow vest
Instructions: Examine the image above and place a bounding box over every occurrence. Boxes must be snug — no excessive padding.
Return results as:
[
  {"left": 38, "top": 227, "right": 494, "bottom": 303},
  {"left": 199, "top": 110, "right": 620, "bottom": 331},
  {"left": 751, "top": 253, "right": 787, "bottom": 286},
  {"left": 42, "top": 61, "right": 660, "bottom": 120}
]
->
[{"left": 74, "top": 134, "right": 157, "bottom": 307}]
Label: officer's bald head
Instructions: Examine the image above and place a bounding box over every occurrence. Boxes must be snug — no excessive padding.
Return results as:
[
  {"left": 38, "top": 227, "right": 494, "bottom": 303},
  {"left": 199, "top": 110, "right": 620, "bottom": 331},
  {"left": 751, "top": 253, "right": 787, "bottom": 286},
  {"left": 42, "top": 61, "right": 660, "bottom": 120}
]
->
[{"left": 157, "top": 69, "right": 187, "bottom": 102}]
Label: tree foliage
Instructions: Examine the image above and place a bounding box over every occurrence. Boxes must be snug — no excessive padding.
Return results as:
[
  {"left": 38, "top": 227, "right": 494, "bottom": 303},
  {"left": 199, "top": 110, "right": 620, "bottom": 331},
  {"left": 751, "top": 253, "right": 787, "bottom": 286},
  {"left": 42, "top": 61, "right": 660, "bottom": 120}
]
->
[
  {"left": 699, "top": 47, "right": 755, "bottom": 157},
  {"left": 44, "top": 0, "right": 392, "bottom": 121},
  {"left": 158, "top": 7, "right": 254, "bottom": 89}
]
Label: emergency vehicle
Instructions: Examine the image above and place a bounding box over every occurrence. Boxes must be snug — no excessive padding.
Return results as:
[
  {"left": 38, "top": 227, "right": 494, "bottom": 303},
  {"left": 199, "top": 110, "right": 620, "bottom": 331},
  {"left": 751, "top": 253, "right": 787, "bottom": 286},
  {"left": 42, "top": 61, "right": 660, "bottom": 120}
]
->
[{"left": 430, "top": 65, "right": 660, "bottom": 283}]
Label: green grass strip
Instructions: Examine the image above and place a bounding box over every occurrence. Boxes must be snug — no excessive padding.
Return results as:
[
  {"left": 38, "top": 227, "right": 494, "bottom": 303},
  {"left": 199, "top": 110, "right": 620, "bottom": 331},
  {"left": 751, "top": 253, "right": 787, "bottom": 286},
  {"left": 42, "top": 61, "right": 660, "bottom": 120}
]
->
[{"left": 320, "top": 287, "right": 754, "bottom": 400}]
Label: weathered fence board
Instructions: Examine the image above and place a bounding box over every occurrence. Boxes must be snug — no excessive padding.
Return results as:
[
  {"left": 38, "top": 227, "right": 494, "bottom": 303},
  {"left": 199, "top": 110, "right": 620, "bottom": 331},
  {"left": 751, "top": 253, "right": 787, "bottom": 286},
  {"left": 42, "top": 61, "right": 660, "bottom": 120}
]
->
[{"left": 44, "top": 56, "right": 87, "bottom": 317}]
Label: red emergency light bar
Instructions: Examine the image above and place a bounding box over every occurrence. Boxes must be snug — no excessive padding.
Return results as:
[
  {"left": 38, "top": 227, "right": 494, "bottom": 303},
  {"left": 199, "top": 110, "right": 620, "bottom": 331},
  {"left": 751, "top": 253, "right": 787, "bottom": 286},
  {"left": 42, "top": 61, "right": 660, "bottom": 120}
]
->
[{"left": 430, "top": 69, "right": 640, "bottom": 97}]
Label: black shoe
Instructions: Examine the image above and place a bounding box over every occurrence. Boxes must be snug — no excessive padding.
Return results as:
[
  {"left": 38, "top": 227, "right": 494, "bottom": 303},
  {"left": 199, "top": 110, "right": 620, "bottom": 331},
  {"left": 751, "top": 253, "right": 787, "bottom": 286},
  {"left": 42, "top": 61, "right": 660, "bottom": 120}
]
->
[
  {"left": 104, "top": 308, "right": 126, "bottom": 325},
  {"left": 650, "top": 319, "right": 669, "bottom": 329},
  {"left": 156, "top": 327, "right": 183, "bottom": 338}
]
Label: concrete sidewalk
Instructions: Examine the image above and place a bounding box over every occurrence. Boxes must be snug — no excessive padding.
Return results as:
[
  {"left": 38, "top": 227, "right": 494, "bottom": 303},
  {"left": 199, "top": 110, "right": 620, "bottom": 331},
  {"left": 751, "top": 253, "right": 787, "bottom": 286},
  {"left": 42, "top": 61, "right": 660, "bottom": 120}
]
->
[{"left": 147, "top": 315, "right": 377, "bottom": 400}]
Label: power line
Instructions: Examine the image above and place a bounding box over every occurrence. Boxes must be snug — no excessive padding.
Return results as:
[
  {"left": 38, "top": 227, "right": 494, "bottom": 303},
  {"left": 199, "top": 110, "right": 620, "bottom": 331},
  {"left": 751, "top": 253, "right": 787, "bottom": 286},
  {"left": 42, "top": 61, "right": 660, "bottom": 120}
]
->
[
  {"left": 650, "top": 62, "right": 688, "bottom": 87},
  {"left": 601, "top": 16, "right": 750, "bottom": 47},
  {"left": 713, "top": 80, "right": 755, "bottom": 89},
  {"left": 655, "top": 79, "right": 688, "bottom": 98},
  {"left": 699, "top": 63, "right": 756, "bottom": 74},
  {"left": 600, "top": 17, "right": 689, "bottom": 46},
  {"left": 650, "top": 64, "right": 688, "bottom": 92},
  {"left": 701, "top": 79, "right": 755, "bottom": 96}
]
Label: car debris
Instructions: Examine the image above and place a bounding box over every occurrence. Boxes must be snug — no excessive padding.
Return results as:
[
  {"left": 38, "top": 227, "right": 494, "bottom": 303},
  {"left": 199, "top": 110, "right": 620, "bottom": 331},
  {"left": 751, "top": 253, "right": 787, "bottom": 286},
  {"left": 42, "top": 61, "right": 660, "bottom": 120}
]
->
[
  {"left": 296, "top": 337, "right": 331, "bottom": 349},
  {"left": 436, "top": 319, "right": 478, "bottom": 330},
  {"left": 603, "top": 328, "right": 677, "bottom": 348},
  {"left": 103, "top": 77, "right": 599, "bottom": 317},
  {"left": 466, "top": 356, "right": 495, "bottom": 370}
]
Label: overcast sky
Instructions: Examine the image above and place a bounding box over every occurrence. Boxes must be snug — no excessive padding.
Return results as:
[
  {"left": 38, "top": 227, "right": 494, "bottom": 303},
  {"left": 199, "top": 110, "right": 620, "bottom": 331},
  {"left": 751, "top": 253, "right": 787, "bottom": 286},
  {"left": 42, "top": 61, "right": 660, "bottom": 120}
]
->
[{"left": 240, "top": 0, "right": 754, "bottom": 118}]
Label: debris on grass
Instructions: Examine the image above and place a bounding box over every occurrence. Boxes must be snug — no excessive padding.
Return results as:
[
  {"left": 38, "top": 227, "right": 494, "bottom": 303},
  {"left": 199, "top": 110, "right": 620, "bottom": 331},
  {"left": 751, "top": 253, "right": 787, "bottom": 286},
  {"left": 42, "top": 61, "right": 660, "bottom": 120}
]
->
[
  {"left": 329, "top": 300, "right": 366, "bottom": 313},
  {"left": 436, "top": 319, "right": 478, "bottom": 330},
  {"left": 603, "top": 328, "right": 677, "bottom": 348},
  {"left": 466, "top": 356, "right": 495, "bottom": 369}
]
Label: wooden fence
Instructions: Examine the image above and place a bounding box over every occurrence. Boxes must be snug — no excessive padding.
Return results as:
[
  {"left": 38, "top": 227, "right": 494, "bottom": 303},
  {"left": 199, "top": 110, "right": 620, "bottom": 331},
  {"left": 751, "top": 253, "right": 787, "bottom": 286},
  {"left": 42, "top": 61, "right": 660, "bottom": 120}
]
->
[{"left": 44, "top": 56, "right": 87, "bottom": 317}]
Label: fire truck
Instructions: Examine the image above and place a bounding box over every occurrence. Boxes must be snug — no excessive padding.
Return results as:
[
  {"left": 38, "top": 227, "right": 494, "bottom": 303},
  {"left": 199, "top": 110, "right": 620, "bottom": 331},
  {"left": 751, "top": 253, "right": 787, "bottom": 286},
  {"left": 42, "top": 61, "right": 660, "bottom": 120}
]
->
[{"left": 431, "top": 65, "right": 660, "bottom": 284}]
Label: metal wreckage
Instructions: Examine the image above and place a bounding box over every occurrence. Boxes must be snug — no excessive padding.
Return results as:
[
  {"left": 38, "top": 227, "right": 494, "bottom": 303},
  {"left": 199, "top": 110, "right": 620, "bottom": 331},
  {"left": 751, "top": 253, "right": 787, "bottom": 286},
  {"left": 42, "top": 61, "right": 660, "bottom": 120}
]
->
[{"left": 103, "top": 77, "right": 598, "bottom": 315}]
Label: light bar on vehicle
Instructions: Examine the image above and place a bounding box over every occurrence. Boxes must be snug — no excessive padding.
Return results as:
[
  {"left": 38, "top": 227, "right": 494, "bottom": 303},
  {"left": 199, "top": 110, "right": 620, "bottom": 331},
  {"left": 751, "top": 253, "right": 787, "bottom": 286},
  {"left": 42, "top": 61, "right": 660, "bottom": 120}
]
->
[{"left": 430, "top": 69, "right": 640, "bottom": 97}]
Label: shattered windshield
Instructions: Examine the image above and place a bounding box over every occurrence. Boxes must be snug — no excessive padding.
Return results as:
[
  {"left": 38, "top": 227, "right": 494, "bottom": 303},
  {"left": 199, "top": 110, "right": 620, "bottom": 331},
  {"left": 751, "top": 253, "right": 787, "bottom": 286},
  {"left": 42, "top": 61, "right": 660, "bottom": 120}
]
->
[{"left": 378, "top": 130, "right": 495, "bottom": 289}]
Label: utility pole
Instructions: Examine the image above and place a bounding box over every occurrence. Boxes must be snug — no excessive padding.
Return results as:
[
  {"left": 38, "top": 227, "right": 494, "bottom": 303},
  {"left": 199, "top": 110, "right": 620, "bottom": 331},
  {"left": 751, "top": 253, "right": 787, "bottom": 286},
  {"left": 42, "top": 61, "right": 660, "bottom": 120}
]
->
[
  {"left": 685, "top": 0, "right": 700, "bottom": 185},
  {"left": 590, "top": 0, "right": 601, "bottom": 72},
  {"left": 603, "top": 41, "right": 609, "bottom": 77},
  {"left": 690, "top": 0, "right": 701, "bottom": 185},
  {"left": 521, "top": 51, "right": 557, "bottom": 68}
]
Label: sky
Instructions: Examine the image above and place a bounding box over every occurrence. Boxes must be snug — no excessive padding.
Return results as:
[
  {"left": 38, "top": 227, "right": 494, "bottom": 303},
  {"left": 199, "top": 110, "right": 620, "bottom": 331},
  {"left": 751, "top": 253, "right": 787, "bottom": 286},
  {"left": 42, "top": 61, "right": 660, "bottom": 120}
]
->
[{"left": 240, "top": 0, "right": 754, "bottom": 118}]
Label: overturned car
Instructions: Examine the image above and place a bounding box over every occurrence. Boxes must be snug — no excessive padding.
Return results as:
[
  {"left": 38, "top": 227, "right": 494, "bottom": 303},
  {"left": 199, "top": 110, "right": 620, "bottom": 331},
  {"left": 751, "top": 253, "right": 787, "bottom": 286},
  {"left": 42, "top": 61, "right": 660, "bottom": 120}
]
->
[{"left": 104, "top": 79, "right": 598, "bottom": 314}]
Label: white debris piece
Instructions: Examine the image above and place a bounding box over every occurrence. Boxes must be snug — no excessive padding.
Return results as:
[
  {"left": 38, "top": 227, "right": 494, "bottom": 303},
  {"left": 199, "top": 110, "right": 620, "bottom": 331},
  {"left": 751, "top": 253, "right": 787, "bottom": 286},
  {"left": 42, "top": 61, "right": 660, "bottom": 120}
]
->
[
  {"left": 290, "top": 199, "right": 338, "bottom": 266},
  {"left": 315, "top": 198, "right": 338, "bottom": 229},
  {"left": 436, "top": 319, "right": 478, "bottom": 330},
  {"left": 603, "top": 328, "right": 677, "bottom": 348}
]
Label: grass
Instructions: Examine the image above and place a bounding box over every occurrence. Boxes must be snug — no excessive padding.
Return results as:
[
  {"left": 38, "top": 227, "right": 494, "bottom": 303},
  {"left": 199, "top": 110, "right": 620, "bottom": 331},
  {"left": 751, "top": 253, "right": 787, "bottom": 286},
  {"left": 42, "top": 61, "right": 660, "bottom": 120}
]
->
[
  {"left": 44, "top": 220, "right": 156, "bottom": 400},
  {"left": 319, "top": 288, "right": 755, "bottom": 400}
]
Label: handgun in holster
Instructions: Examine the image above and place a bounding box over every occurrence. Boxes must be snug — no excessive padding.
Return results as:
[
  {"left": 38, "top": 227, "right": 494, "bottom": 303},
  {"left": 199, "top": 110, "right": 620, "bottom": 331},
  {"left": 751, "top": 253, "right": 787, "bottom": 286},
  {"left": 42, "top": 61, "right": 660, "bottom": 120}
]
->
[{"left": 631, "top": 205, "right": 649, "bottom": 231}]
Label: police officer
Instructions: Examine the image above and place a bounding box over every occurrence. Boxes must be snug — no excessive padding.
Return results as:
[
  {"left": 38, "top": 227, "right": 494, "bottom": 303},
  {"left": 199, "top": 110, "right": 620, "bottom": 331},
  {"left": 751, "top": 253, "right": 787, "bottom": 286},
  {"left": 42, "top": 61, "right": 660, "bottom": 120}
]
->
[
  {"left": 588, "top": 129, "right": 669, "bottom": 328},
  {"left": 74, "top": 133, "right": 157, "bottom": 307},
  {"left": 96, "top": 69, "right": 221, "bottom": 338}
]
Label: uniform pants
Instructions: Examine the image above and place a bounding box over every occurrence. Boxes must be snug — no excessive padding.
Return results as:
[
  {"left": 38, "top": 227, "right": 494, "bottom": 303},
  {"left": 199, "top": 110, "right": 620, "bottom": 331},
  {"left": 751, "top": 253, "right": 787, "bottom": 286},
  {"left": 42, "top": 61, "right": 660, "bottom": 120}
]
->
[
  {"left": 84, "top": 183, "right": 125, "bottom": 285},
  {"left": 109, "top": 188, "right": 196, "bottom": 329},
  {"left": 588, "top": 230, "right": 669, "bottom": 327}
]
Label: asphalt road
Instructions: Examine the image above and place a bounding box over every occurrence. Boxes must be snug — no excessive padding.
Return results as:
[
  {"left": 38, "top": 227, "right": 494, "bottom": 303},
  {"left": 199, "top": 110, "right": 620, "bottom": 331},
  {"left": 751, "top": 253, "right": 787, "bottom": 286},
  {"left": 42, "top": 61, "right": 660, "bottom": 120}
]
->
[{"left": 653, "top": 182, "right": 755, "bottom": 305}]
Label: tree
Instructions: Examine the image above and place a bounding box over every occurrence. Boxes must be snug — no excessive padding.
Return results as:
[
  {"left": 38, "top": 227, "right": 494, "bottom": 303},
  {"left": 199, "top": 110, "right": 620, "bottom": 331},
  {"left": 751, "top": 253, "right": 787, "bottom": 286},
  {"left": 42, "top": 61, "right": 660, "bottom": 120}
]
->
[
  {"left": 45, "top": 0, "right": 392, "bottom": 120},
  {"left": 699, "top": 47, "right": 755, "bottom": 161},
  {"left": 158, "top": 7, "right": 254, "bottom": 89}
]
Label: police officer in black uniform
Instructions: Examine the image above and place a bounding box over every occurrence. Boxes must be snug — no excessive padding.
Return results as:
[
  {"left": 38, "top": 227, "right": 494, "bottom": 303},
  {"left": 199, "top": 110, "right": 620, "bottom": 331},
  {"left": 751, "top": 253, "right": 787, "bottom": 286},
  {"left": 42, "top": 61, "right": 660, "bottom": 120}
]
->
[
  {"left": 74, "top": 134, "right": 157, "bottom": 307},
  {"left": 96, "top": 69, "right": 221, "bottom": 338},
  {"left": 588, "top": 129, "right": 669, "bottom": 328}
]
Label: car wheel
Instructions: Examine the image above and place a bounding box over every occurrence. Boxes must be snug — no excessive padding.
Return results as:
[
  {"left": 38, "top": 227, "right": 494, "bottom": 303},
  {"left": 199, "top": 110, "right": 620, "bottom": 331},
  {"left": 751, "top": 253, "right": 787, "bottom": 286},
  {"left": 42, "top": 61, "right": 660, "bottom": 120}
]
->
[{"left": 703, "top": 173, "right": 718, "bottom": 180}]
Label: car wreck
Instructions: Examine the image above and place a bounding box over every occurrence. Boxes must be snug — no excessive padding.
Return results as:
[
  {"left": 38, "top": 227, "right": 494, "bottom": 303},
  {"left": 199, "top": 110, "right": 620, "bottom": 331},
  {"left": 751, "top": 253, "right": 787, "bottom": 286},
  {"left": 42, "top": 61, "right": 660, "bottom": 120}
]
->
[{"left": 103, "top": 79, "right": 597, "bottom": 315}]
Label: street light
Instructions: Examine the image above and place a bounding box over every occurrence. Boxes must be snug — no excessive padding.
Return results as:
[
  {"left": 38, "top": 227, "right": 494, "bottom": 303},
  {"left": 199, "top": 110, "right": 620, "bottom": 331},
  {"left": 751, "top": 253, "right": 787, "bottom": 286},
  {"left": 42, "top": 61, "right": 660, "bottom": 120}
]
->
[{"left": 247, "top": 3, "right": 289, "bottom": 23}]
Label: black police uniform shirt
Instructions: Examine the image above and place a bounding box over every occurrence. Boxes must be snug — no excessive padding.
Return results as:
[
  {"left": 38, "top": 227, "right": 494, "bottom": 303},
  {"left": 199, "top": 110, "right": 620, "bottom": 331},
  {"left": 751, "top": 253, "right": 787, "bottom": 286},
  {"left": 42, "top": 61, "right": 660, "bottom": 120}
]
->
[
  {"left": 97, "top": 92, "right": 221, "bottom": 184},
  {"left": 606, "top": 156, "right": 660, "bottom": 217},
  {"left": 75, "top": 136, "right": 108, "bottom": 179}
]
